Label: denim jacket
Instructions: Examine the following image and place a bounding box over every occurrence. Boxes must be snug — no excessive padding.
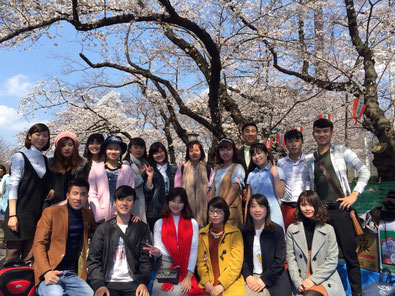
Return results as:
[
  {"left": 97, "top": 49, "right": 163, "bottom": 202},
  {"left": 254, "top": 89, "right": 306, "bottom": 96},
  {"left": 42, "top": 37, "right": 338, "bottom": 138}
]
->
[{"left": 143, "top": 164, "right": 177, "bottom": 219}]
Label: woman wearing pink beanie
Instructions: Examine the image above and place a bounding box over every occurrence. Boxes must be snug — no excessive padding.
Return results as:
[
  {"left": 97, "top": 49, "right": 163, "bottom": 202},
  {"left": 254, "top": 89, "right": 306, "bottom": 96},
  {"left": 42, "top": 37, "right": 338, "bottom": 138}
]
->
[{"left": 45, "top": 131, "right": 90, "bottom": 208}]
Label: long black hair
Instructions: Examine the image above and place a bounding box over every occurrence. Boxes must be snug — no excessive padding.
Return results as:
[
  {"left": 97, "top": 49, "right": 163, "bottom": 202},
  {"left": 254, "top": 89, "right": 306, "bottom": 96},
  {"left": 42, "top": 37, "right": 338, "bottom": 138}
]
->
[
  {"left": 294, "top": 190, "right": 329, "bottom": 223},
  {"left": 215, "top": 138, "right": 239, "bottom": 165},
  {"left": 161, "top": 187, "right": 193, "bottom": 219},
  {"left": 124, "top": 137, "right": 147, "bottom": 162},
  {"left": 245, "top": 194, "right": 275, "bottom": 232},
  {"left": 83, "top": 133, "right": 104, "bottom": 163},
  {"left": 148, "top": 142, "right": 168, "bottom": 166}
]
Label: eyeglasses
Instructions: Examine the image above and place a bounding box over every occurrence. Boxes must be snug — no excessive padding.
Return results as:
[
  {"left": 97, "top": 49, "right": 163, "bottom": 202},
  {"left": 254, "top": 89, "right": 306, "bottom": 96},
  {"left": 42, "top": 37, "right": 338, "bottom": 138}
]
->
[{"left": 208, "top": 209, "right": 225, "bottom": 215}]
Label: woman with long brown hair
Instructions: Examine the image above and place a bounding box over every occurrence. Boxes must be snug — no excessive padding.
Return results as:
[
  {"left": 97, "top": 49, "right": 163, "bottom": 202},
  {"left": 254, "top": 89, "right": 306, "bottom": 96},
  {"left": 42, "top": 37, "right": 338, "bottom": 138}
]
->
[
  {"left": 46, "top": 131, "right": 89, "bottom": 207},
  {"left": 286, "top": 191, "right": 345, "bottom": 296},
  {"left": 242, "top": 194, "right": 291, "bottom": 296},
  {"left": 147, "top": 187, "right": 203, "bottom": 296}
]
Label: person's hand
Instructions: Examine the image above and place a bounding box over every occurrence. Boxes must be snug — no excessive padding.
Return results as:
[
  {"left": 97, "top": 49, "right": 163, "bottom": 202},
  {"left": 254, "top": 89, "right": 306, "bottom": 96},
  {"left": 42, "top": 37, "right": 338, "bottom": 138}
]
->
[
  {"left": 255, "top": 277, "right": 266, "bottom": 291},
  {"left": 180, "top": 273, "right": 192, "bottom": 294},
  {"left": 301, "top": 278, "right": 315, "bottom": 291},
  {"left": 95, "top": 286, "right": 110, "bottom": 296},
  {"left": 45, "top": 189, "right": 55, "bottom": 201},
  {"left": 298, "top": 284, "right": 304, "bottom": 293},
  {"left": 269, "top": 159, "right": 279, "bottom": 178},
  {"left": 44, "top": 270, "right": 62, "bottom": 285},
  {"left": 246, "top": 275, "right": 261, "bottom": 292},
  {"left": 241, "top": 188, "right": 248, "bottom": 202},
  {"left": 204, "top": 282, "right": 214, "bottom": 294},
  {"left": 146, "top": 166, "right": 154, "bottom": 178},
  {"left": 143, "top": 242, "right": 161, "bottom": 257},
  {"left": 132, "top": 215, "right": 141, "bottom": 223},
  {"left": 136, "top": 284, "right": 149, "bottom": 296},
  {"left": 140, "top": 164, "right": 147, "bottom": 176},
  {"left": 337, "top": 191, "right": 358, "bottom": 210},
  {"left": 211, "top": 284, "right": 224, "bottom": 296},
  {"left": 8, "top": 216, "right": 18, "bottom": 232}
]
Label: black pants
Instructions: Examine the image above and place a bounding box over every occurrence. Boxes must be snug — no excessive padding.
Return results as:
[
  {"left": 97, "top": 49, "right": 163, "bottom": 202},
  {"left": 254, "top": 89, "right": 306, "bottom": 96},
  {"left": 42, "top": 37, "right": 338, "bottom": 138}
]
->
[
  {"left": 328, "top": 208, "right": 361, "bottom": 295},
  {"left": 106, "top": 282, "right": 139, "bottom": 296}
]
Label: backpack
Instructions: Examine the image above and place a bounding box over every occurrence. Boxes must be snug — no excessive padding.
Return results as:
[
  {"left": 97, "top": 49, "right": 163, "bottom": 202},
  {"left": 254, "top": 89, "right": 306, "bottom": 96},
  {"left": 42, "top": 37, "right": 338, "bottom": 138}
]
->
[{"left": 0, "top": 258, "right": 35, "bottom": 296}]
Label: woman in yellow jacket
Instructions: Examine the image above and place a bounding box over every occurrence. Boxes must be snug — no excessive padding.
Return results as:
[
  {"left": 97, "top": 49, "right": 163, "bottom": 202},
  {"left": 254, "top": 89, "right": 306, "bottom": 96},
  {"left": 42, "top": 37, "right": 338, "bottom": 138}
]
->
[{"left": 197, "top": 196, "right": 245, "bottom": 296}]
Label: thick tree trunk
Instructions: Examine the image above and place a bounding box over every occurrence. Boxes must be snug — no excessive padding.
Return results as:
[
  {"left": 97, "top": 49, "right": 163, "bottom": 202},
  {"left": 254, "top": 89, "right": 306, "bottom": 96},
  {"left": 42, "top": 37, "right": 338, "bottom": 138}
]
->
[{"left": 344, "top": 0, "right": 395, "bottom": 180}]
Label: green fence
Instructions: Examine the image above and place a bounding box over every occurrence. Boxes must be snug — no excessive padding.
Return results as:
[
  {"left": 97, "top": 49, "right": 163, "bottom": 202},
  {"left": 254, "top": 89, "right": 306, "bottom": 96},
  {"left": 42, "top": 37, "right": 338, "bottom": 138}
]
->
[{"left": 351, "top": 182, "right": 395, "bottom": 214}]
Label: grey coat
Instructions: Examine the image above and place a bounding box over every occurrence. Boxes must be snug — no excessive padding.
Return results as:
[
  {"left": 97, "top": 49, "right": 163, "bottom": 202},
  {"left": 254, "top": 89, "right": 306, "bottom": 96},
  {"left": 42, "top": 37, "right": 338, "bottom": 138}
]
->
[{"left": 286, "top": 222, "right": 345, "bottom": 296}]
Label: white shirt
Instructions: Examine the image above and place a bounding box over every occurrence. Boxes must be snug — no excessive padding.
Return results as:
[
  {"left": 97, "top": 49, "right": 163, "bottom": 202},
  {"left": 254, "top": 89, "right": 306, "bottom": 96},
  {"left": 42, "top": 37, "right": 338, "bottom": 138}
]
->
[
  {"left": 153, "top": 215, "right": 199, "bottom": 272},
  {"left": 156, "top": 163, "right": 170, "bottom": 195},
  {"left": 106, "top": 224, "right": 134, "bottom": 282},
  {"left": 253, "top": 229, "right": 263, "bottom": 274},
  {"left": 243, "top": 145, "right": 251, "bottom": 168},
  {"left": 277, "top": 154, "right": 306, "bottom": 202},
  {"left": 9, "top": 147, "right": 47, "bottom": 200}
]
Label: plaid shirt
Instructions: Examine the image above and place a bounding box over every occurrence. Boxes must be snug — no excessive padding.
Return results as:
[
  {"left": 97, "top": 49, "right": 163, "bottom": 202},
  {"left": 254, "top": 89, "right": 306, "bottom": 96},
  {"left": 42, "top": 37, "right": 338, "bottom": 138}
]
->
[{"left": 303, "top": 145, "right": 370, "bottom": 196}]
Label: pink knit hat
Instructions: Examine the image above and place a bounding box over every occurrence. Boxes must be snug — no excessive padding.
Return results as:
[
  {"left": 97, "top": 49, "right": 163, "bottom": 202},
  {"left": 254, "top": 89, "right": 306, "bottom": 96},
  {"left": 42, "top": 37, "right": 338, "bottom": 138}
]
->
[{"left": 54, "top": 131, "right": 80, "bottom": 148}]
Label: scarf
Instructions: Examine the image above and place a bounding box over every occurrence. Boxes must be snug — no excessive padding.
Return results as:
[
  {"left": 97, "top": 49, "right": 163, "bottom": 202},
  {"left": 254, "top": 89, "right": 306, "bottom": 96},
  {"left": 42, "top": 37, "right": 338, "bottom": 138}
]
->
[
  {"left": 129, "top": 154, "right": 148, "bottom": 175},
  {"left": 181, "top": 161, "right": 208, "bottom": 228},
  {"left": 161, "top": 215, "right": 204, "bottom": 295}
]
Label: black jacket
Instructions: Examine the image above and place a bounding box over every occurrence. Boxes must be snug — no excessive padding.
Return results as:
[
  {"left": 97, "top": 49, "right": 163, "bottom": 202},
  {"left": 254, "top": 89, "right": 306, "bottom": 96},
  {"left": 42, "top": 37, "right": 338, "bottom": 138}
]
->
[
  {"left": 242, "top": 222, "right": 291, "bottom": 295},
  {"left": 87, "top": 218, "right": 153, "bottom": 291},
  {"left": 143, "top": 164, "right": 177, "bottom": 219},
  {"left": 237, "top": 147, "right": 256, "bottom": 182},
  {"left": 47, "top": 157, "right": 89, "bottom": 205}
]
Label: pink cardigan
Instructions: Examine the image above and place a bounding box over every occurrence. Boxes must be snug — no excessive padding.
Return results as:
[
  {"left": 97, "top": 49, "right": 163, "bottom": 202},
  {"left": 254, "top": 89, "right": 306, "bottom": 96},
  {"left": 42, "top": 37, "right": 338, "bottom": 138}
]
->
[{"left": 88, "top": 163, "right": 135, "bottom": 222}]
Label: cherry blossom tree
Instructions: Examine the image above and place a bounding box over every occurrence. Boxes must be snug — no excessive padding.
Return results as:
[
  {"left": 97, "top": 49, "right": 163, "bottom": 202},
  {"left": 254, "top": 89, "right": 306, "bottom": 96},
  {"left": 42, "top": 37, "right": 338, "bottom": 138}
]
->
[
  {"left": 0, "top": 0, "right": 392, "bottom": 177},
  {"left": 226, "top": 0, "right": 394, "bottom": 179}
]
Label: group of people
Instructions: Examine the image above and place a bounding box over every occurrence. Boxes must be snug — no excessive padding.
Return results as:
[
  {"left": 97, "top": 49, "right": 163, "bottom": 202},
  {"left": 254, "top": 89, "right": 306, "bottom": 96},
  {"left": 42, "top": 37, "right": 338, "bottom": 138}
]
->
[{"left": 0, "top": 117, "right": 370, "bottom": 296}]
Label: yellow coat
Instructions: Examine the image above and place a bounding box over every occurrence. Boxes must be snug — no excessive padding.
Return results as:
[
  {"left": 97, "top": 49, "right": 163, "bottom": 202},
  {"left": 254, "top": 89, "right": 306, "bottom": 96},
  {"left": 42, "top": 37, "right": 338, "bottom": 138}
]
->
[{"left": 197, "top": 222, "right": 245, "bottom": 296}]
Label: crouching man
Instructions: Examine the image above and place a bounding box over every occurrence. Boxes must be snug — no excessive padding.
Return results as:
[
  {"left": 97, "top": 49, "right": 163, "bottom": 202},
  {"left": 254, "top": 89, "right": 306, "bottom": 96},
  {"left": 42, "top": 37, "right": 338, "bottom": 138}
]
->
[
  {"left": 87, "top": 185, "right": 153, "bottom": 296},
  {"left": 33, "top": 178, "right": 96, "bottom": 296}
]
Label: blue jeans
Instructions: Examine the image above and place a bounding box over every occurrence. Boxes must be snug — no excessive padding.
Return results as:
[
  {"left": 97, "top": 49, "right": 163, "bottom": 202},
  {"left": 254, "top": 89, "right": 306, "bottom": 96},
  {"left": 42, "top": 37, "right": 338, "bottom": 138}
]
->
[{"left": 37, "top": 270, "right": 93, "bottom": 296}]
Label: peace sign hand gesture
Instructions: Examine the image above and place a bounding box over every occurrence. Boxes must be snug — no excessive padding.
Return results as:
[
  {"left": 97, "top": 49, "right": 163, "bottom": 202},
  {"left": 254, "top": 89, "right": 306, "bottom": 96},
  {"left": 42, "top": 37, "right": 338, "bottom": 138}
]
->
[{"left": 143, "top": 242, "right": 161, "bottom": 257}]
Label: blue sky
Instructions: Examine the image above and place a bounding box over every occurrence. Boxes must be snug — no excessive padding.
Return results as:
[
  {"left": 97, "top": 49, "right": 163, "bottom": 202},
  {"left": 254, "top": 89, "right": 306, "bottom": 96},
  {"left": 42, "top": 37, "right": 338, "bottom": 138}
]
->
[{"left": 0, "top": 24, "right": 82, "bottom": 147}]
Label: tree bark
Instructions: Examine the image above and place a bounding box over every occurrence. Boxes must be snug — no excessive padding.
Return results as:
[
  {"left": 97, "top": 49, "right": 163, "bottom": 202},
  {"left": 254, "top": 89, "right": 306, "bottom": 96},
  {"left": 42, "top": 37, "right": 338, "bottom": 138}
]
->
[{"left": 344, "top": 0, "right": 395, "bottom": 180}]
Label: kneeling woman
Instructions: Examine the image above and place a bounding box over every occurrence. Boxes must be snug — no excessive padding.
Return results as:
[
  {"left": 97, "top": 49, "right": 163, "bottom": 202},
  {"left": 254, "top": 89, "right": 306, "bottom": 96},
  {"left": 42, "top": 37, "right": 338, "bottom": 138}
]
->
[
  {"left": 150, "top": 187, "right": 203, "bottom": 296},
  {"left": 197, "top": 197, "right": 245, "bottom": 296},
  {"left": 242, "top": 194, "right": 291, "bottom": 296},
  {"left": 286, "top": 191, "right": 345, "bottom": 296}
]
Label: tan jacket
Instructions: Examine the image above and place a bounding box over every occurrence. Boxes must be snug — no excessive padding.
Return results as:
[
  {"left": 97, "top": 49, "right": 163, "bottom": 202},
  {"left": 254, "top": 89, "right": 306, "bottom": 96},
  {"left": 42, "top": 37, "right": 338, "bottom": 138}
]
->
[
  {"left": 211, "top": 164, "right": 243, "bottom": 227},
  {"left": 32, "top": 204, "right": 96, "bottom": 285}
]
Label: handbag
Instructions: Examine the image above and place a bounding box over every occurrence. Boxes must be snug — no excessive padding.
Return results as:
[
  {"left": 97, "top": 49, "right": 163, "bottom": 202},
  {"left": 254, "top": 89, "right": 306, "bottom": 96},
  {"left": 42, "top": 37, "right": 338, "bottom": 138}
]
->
[
  {"left": 362, "top": 268, "right": 395, "bottom": 296},
  {"left": 314, "top": 152, "right": 364, "bottom": 236},
  {"left": 156, "top": 267, "right": 179, "bottom": 284}
]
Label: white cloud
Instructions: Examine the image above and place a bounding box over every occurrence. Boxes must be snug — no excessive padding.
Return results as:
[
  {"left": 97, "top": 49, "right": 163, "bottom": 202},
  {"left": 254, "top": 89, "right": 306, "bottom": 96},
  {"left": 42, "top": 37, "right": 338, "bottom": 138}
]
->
[
  {"left": 0, "top": 105, "right": 30, "bottom": 132},
  {"left": 0, "top": 105, "right": 18, "bottom": 127},
  {"left": 1, "top": 74, "right": 32, "bottom": 97}
]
